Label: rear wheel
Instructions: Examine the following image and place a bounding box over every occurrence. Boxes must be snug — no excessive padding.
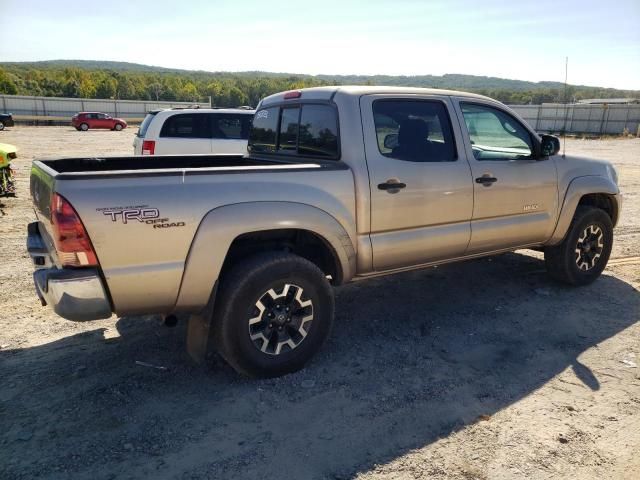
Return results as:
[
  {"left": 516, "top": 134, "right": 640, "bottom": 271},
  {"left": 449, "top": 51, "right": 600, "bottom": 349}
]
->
[
  {"left": 212, "top": 252, "right": 334, "bottom": 378},
  {"left": 80, "top": 123, "right": 89, "bottom": 131},
  {"left": 544, "top": 206, "right": 613, "bottom": 285}
]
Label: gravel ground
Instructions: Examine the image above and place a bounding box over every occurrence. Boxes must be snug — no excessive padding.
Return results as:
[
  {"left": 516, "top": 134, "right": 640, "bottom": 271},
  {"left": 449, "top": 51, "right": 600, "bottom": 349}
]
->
[{"left": 0, "top": 127, "right": 638, "bottom": 480}]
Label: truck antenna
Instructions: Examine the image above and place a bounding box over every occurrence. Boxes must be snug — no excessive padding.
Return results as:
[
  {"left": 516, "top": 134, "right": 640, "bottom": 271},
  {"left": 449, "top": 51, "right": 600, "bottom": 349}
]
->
[{"left": 562, "top": 56, "right": 569, "bottom": 158}]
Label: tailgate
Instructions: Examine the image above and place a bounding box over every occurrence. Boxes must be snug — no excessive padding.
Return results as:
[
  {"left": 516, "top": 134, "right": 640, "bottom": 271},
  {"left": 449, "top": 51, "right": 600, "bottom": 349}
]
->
[{"left": 29, "top": 161, "right": 57, "bottom": 248}]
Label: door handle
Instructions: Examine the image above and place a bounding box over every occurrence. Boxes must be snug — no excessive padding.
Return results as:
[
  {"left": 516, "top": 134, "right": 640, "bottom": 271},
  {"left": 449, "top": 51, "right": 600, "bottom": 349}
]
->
[
  {"left": 475, "top": 175, "right": 497, "bottom": 186},
  {"left": 378, "top": 180, "right": 406, "bottom": 192}
]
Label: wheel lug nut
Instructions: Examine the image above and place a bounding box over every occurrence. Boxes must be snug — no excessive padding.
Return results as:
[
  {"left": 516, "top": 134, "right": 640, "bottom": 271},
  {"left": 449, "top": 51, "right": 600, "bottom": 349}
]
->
[
  {"left": 278, "top": 326, "right": 283, "bottom": 331},
  {"left": 269, "top": 323, "right": 274, "bottom": 328}
]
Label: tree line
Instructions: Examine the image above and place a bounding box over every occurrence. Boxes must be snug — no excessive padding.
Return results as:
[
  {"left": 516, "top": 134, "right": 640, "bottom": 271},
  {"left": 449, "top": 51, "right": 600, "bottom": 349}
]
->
[{"left": 0, "top": 63, "right": 637, "bottom": 107}]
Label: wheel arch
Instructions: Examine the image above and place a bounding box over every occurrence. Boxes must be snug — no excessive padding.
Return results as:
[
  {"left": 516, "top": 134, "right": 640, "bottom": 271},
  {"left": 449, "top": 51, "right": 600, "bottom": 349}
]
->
[
  {"left": 547, "top": 175, "right": 620, "bottom": 245},
  {"left": 174, "top": 201, "right": 356, "bottom": 313}
]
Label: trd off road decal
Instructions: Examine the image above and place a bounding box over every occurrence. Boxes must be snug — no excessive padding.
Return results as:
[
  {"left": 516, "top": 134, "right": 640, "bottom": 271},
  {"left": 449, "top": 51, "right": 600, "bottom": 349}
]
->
[{"left": 96, "top": 206, "right": 185, "bottom": 229}]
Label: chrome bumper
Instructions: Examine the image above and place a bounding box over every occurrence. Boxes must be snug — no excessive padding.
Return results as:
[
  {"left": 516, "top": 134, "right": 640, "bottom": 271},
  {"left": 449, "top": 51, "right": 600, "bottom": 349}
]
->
[{"left": 28, "top": 222, "right": 112, "bottom": 321}]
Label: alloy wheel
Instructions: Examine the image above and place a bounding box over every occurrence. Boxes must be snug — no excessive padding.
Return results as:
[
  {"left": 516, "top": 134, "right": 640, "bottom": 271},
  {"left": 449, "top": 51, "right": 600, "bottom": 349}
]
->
[
  {"left": 248, "top": 283, "right": 314, "bottom": 355},
  {"left": 575, "top": 224, "right": 604, "bottom": 271}
]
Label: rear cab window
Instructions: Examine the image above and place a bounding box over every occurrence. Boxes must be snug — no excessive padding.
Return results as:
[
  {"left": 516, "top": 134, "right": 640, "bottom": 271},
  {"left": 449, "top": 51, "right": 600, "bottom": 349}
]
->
[{"left": 248, "top": 103, "right": 339, "bottom": 159}]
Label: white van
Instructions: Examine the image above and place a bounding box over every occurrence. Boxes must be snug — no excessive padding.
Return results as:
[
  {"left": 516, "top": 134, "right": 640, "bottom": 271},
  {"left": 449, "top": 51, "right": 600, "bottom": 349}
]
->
[{"left": 133, "top": 108, "right": 255, "bottom": 155}]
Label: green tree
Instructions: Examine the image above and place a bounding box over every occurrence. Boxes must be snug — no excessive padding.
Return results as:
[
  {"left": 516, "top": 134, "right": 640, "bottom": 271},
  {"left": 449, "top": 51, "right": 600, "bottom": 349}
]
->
[
  {"left": 96, "top": 77, "right": 117, "bottom": 98},
  {"left": 0, "top": 68, "right": 18, "bottom": 94}
]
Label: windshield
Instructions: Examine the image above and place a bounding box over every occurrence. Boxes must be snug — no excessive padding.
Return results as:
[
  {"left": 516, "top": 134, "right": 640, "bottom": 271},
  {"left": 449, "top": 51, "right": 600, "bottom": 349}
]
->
[{"left": 137, "top": 112, "right": 158, "bottom": 138}]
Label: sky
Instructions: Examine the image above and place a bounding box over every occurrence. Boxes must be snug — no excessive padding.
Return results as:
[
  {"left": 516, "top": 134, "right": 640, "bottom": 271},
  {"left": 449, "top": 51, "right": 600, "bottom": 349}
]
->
[{"left": 1, "top": 0, "right": 639, "bottom": 89}]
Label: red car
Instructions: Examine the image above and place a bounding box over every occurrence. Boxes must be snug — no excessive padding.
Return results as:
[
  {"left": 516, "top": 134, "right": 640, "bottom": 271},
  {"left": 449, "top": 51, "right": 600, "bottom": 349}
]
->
[{"left": 72, "top": 112, "right": 127, "bottom": 131}]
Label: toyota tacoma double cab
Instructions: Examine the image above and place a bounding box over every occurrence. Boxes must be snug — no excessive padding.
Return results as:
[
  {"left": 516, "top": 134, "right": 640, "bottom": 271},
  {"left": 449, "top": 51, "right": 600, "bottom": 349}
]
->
[{"left": 28, "top": 86, "right": 622, "bottom": 378}]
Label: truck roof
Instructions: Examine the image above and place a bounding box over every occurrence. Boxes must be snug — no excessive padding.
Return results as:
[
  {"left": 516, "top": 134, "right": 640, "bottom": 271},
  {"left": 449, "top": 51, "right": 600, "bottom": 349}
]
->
[
  {"left": 149, "top": 107, "right": 256, "bottom": 115},
  {"left": 259, "top": 85, "right": 493, "bottom": 106}
]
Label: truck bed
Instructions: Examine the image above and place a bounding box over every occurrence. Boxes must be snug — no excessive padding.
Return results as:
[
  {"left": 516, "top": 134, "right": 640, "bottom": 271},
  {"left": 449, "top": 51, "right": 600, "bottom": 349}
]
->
[{"left": 29, "top": 153, "right": 356, "bottom": 316}]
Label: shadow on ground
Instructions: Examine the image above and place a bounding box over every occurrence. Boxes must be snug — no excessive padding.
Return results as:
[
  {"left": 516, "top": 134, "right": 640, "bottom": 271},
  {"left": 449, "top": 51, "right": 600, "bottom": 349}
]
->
[{"left": 1, "top": 252, "right": 638, "bottom": 479}]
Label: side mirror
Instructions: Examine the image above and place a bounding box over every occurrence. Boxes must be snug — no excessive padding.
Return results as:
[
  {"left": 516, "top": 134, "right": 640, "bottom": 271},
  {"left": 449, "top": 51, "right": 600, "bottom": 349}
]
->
[
  {"left": 540, "top": 134, "right": 560, "bottom": 157},
  {"left": 384, "top": 133, "right": 399, "bottom": 150}
]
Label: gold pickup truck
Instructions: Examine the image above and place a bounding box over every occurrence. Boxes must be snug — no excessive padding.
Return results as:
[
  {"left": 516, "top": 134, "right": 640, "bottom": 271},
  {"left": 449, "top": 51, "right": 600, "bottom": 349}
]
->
[{"left": 27, "top": 86, "right": 622, "bottom": 377}]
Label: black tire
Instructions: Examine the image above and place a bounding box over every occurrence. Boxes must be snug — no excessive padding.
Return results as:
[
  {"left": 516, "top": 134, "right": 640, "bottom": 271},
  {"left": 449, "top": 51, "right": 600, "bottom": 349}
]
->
[
  {"left": 0, "top": 121, "right": 5, "bottom": 131},
  {"left": 114, "top": 123, "right": 123, "bottom": 131},
  {"left": 212, "top": 252, "right": 334, "bottom": 378},
  {"left": 80, "top": 123, "right": 89, "bottom": 131},
  {"left": 544, "top": 206, "right": 613, "bottom": 285}
]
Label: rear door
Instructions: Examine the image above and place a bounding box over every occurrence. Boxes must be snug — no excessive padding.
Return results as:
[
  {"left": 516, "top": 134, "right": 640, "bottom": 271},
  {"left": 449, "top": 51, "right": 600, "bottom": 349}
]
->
[
  {"left": 452, "top": 99, "right": 559, "bottom": 253},
  {"left": 361, "top": 95, "right": 474, "bottom": 271},
  {"left": 155, "top": 113, "right": 212, "bottom": 154},
  {"left": 210, "top": 113, "right": 253, "bottom": 154}
]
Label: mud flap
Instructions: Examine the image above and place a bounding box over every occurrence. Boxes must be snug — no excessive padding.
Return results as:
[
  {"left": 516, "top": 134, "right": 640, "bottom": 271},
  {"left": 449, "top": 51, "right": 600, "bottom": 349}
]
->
[{"left": 186, "top": 282, "right": 218, "bottom": 364}]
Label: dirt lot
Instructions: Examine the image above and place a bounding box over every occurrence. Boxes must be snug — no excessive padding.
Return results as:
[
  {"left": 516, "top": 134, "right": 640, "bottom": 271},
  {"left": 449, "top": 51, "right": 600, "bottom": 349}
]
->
[{"left": 1, "top": 127, "right": 639, "bottom": 480}]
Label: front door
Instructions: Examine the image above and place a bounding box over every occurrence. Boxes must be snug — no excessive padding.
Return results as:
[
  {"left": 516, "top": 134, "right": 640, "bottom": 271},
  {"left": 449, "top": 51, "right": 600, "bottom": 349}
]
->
[
  {"left": 452, "top": 99, "right": 559, "bottom": 253},
  {"left": 96, "top": 113, "right": 111, "bottom": 129},
  {"left": 361, "top": 95, "right": 474, "bottom": 271}
]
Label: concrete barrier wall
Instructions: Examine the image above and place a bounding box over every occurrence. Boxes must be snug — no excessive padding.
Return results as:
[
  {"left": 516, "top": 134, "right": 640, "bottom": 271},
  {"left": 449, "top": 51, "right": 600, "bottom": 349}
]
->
[
  {"left": 0, "top": 94, "right": 210, "bottom": 124},
  {"left": 2, "top": 94, "right": 638, "bottom": 134},
  {"left": 511, "top": 104, "right": 640, "bottom": 135}
]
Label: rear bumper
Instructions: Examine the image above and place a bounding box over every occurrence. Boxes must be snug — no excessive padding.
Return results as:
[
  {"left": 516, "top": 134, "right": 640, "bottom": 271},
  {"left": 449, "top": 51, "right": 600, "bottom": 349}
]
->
[{"left": 28, "top": 222, "right": 112, "bottom": 321}]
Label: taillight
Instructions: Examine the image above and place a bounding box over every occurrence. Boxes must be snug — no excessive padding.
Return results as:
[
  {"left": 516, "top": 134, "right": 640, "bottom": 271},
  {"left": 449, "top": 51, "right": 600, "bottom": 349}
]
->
[
  {"left": 284, "top": 90, "right": 302, "bottom": 100},
  {"left": 142, "top": 140, "right": 155, "bottom": 155},
  {"left": 51, "top": 193, "right": 98, "bottom": 267}
]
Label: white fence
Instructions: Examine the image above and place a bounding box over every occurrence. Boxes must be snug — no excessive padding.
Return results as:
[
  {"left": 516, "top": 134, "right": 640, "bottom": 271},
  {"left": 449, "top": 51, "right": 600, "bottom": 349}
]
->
[
  {"left": 2, "top": 94, "right": 639, "bottom": 134},
  {"left": 510, "top": 103, "right": 640, "bottom": 135},
  {"left": 0, "top": 94, "right": 210, "bottom": 124}
]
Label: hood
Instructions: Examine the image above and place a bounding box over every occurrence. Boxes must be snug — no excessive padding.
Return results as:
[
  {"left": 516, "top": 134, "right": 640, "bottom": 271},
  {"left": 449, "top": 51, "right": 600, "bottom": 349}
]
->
[{"left": 0, "top": 143, "right": 18, "bottom": 154}]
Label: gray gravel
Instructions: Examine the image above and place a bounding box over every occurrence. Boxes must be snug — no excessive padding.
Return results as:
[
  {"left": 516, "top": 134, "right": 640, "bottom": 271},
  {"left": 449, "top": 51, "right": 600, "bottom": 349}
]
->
[{"left": 0, "top": 128, "right": 638, "bottom": 480}]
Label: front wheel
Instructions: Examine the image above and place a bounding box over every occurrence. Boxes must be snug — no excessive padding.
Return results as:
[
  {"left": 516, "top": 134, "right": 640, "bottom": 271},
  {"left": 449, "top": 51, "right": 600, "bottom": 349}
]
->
[
  {"left": 0, "top": 121, "right": 5, "bottom": 131},
  {"left": 212, "top": 252, "right": 334, "bottom": 378},
  {"left": 544, "top": 206, "right": 613, "bottom": 285},
  {"left": 114, "top": 123, "right": 123, "bottom": 131}
]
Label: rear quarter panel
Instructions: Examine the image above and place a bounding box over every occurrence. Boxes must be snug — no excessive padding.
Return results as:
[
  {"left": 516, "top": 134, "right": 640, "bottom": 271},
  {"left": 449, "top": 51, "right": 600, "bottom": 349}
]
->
[{"left": 54, "top": 167, "right": 356, "bottom": 315}]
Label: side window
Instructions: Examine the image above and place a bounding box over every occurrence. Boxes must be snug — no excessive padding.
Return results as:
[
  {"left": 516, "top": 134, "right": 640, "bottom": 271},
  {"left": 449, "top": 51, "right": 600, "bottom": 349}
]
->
[
  {"left": 248, "top": 107, "right": 278, "bottom": 152},
  {"left": 248, "top": 104, "right": 339, "bottom": 158},
  {"left": 460, "top": 103, "right": 533, "bottom": 160},
  {"left": 373, "top": 100, "right": 456, "bottom": 162},
  {"left": 298, "top": 104, "right": 339, "bottom": 157},
  {"left": 160, "top": 114, "right": 209, "bottom": 138},
  {"left": 211, "top": 114, "right": 253, "bottom": 139}
]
